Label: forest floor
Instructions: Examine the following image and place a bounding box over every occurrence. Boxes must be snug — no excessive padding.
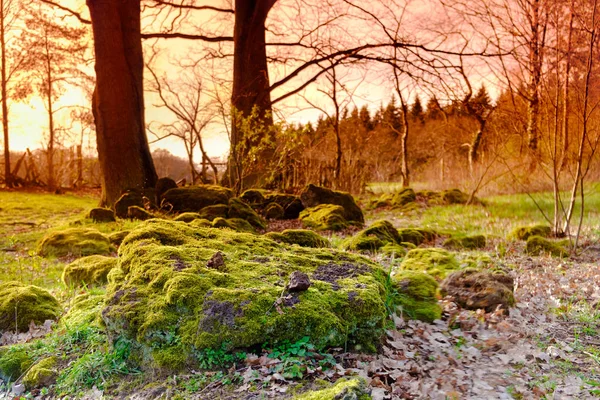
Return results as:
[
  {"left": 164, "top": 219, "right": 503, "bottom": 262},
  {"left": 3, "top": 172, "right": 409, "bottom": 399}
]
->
[{"left": 0, "top": 187, "right": 599, "bottom": 399}]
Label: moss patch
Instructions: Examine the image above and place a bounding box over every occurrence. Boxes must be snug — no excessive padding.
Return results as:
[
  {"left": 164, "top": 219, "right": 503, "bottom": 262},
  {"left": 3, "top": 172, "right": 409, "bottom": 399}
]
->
[
  {"left": 265, "top": 229, "right": 330, "bottom": 248},
  {"left": 525, "top": 236, "right": 568, "bottom": 257},
  {"left": 391, "top": 188, "right": 416, "bottom": 208},
  {"left": 443, "top": 234, "right": 486, "bottom": 250},
  {"left": 442, "top": 188, "right": 471, "bottom": 205},
  {"left": 38, "top": 228, "right": 112, "bottom": 258},
  {"left": 102, "top": 220, "right": 389, "bottom": 370},
  {"left": 264, "top": 202, "right": 285, "bottom": 220},
  {"left": 399, "top": 248, "right": 459, "bottom": 279},
  {"left": 0, "top": 347, "right": 33, "bottom": 382},
  {"left": 341, "top": 220, "right": 401, "bottom": 252},
  {"left": 211, "top": 217, "right": 256, "bottom": 233},
  {"left": 62, "top": 255, "right": 118, "bottom": 287},
  {"left": 22, "top": 356, "right": 57, "bottom": 389},
  {"left": 391, "top": 271, "right": 442, "bottom": 322},
  {"left": 173, "top": 212, "right": 204, "bottom": 223},
  {"left": 61, "top": 292, "right": 105, "bottom": 327},
  {"left": 228, "top": 198, "right": 266, "bottom": 230},
  {"left": 294, "top": 378, "right": 369, "bottom": 400},
  {"left": 0, "top": 282, "right": 62, "bottom": 332},
  {"left": 510, "top": 224, "right": 552, "bottom": 241},
  {"left": 300, "top": 204, "right": 349, "bottom": 231},
  {"left": 240, "top": 188, "right": 267, "bottom": 206},
  {"left": 397, "top": 229, "right": 426, "bottom": 246},
  {"left": 300, "top": 184, "right": 364, "bottom": 224},
  {"left": 108, "top": 231, "right": 130, "bottom": 246}
]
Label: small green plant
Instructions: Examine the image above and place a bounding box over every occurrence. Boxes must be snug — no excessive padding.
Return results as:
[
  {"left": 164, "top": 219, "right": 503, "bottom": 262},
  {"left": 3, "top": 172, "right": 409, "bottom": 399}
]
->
[
  {"left": 266, "top": 336, "right": 336, "bottom": 380},
  {"left": 194, "top": 343, "right": 246, "bottom": 370}
]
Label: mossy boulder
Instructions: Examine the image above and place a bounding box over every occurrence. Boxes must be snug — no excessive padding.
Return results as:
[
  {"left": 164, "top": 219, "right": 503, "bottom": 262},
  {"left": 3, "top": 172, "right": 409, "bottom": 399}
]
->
[
  {"left": 155, "top": 177, "right": 178, "bottom": 203},
  {"left": 197, "top": 204, "right": 230, "bottom": 221},
  {"left": 0, "top": 282, "right": 62, "bottom": 332},
  {"left": 264, "top": 193, "right": 305, "bottom": 219},
  {"left": 162, "top": 185, "right": 234, "bottom": 213},
  {"left": 294, "top": 378, "right": 369, "bottom": 400},
  {"left": 108, "top": 231, "right": 130, "bottom": 246},
  {"left": 264, "top": 202, "right": 285, "bottom": 220},
  {"left": 0, "top": 347, "right": 33, "bottom": 382},
  {"left": 211, "top": 217, "right": 256, "bottom": 233},
  {"left": 341, "top": 220, "right": 401, "bottom": 252},
  {"left": 442, "top": 188, "right": 470, "bottom": 205},
  {"left": 510, "top": 224, "right": 552, "bottom": 241},
  {"left": 38, "top": 228, "right": 111, "bottom": 258},
  {"left": 299, "top": 204, "right": 349, "bottom": 231},
  {"left": 228, "top": 198, "right": 266, "bottom": 230},
  {"left": 173, "top": 212, "right": 204, "bottom": 223},
  {"left": 62, "top": 255, "right": 118, "bottom": 287},
  {"left": 266, "top": 229, "right": 330, "bottom": 248},
  {"left": 443, "top": 234, "right": 486, "bottom": 250},
  {"left": 400, "top": 248, "right": 459, "bottom": 279},
  {"left": 300, "top": 184, "right": 364, "bottom": 224},
  {"left": 88, "top": 208, "right": 115, "bottom": 223},
  {"left": 391, "top": 271, "right": 442, "bottom": 322},
  {"left": 397, "top": 229, "right": 426, "bottom": 246},
  {"left": 128, "top": 206, "right": 154, "bottom": 221},
  {"left": 441, "top": 269, "right": 515, "bottom": 312},
  {"left": 391, "top": 188, "right": 416, "bottom": 208},
  {"left": 240, "top": 189, "right": 267, "bottom": 207},
  {"left": 525, "top": 236, "right": 568, "bottom": 257},
  {"left": 380, "top": 243, "right": 408, "bottom": 258},
  {"left": 101, "top": 220, "right": 389, "bottom": 370},
  {"left": 22, "top": 356, "right": 57, "bottom": 389}
]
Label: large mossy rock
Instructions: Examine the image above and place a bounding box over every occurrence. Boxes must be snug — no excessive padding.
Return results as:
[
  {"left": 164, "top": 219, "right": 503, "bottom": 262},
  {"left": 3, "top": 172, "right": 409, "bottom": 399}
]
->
[
  {"left": 525, "top": 235, "right": 568, "bottom": 257},
  {"left": 510, "top": 224, "right": 552, "bottom": 241},
  {"left": 391, "top": 271, "right": 442, "bottom": 322},
  {"left": 399, "top": 248, "right": 459, "bottom": 279},
  {"left": 62, "top": 255, "right": 119, "bottom": 287},
  {"left": 341, "top": 220, "right": 401, "bottom": 252},
  {"left": 441, "top": 269, "right": 515, "bottom": 312},
  {"left": 300, "top": 184, "right": 364, "bottom": 224},
  {"left": 22, "top": 356, "right": 57, "bottom": 389},
  {"left": 265, "top": 229, "right": 330, "bottom": 248},
  {"left": 0, "top": 282, "right": 62, "bottom": 332},
  {"left": 38, "top": 228, "right": 111, "bottom": 258},
  {"left": 299, "top": 204, "right": 349, "bottom": 231},
  {"left": 0, "top": 347, "right": 33, "bottom": 382},
  {"left": 162, "top": 185, "right": 234, "bottom": 213},
  {"left": 101, "top": 220, "right": 389, "bottom": 370}
]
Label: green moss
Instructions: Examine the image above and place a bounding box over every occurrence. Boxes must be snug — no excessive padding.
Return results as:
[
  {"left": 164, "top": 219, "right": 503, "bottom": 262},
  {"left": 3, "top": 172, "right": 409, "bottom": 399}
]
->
[
  {"left": 264, "top": 202, "right": 285, "bottom": 220},
  {"left": 442, "top": 188, "right": 470, "bottom": 205},
  {"left": 341, "top": 220, "right": 401, "bottom": 252},
  {"left": 0, "top": 282, "right": 62, "bottom": 332},
  {"left": 525, "top": 236, "right": 568, "bottom": 257},
  {"left": 391, "top": 271, "right": 441, "bottom": 322},
  {"left": 173, "top": 212, "right": 202, "bottom": 223},
  {"left": 459, "top": 252, "right": 493, "bottom": 269},
  {"left": 240, "top": 189, "right": 267, "bottom": 207},
  {"left": 265, "top": 229, "right": 330, "bottom": 248},
  {"left": 22, "top": 356, "right": 57, "bottom": 389},
  {"left": 443, "top": 234, "right": 486, "bottom": 250},
  {"left": 380, "top": 243, "right": 408, "bottom": 258},
  {"left": 414, "top": 228, "right": 438, "bottom": 242},
  {"left": 367, "top": 193, "right": 393, "bottom": 209},
  {"left": 62, "top": 255, "right": 118, "bottom": 287},
  {"left": 108, "top": 231, "right": 130, "bottom": 246},
  {"left": 198, "top": 204, "right": 230, "bottom": 221},
  {"left": 300, "top": 184, "right": 364, "bottom": 224},
  {"left": 391, "top": 188, "right": 416, "bottom": 208},
  {"left": 509, "top": 224, "right": 552, "bottom": 241},
  {"left": 400, "top": 248, "right": 459, "bottom": 279},
  {"left": 300, "top": 204, "right": 349, "bottom": 231},
  {"left": 397, "top": 229, "right": 426, "bottom": 246},
  {"left": 61, "top": 292, "right": 105, "bottom": 327},
  {"left": 38, "top": 228, "right": 112, "bottom": 257},
  {"left": 103, "top": 220, "right": 389, "bottom": 370},
  {"left": 294, "top": 378, "right": 369, "bottom": 400},
  {"left": 228, "top": 198, "right": 266, "bottom": 230},
  {"left": 162, "top": 185, "right": 233, "bottom": 213},
  {"left": 0, "top": 347, "right": 33, "bottom": 382},
  {"left": 212, "top": 217, "right": 256, "bottom": 233}
]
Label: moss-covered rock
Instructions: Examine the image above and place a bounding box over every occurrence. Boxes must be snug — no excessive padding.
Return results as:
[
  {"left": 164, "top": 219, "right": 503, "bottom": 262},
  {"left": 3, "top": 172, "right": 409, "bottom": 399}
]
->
[
  {"left": 162, "top": 185, "right": 234, "bottom": 213},
  {"left": 368, "top": 193, "right": 393, "bottom": 209},
  {"left": 264, "top": 193, "right": 305, "bottom": 219},
  {"left": 102, "top": 220, "right": 389, "bottom": 370},
  {"left": 155, "top": 177, "right": 178, "bottom": 203},
  {"left": 211, "top": 217, "right": 256, "bottom": 233},
  {"left": 294, "top": 378, "right": 369, "bottom": 400},
  {"left": 228, "top": 198, "right": 266, "bottom": 230},
  {"left": 0, "top": 282, "right": 62, "bottom": 332},
  {"left": 108, "top": 231, "right": 130, "bottom": 246},
  {"left": 391, "top": 188, "right": 416, "bottom": 208},
  {"left": 197, "top": 204, "right": 230, "bottom": 221},
  {"left": 300, "top": 184, "right": 364, "bottom": 224},
  {"left": 391, "top": 271, "right": 442, "bottom": 322},
  {"left": 62, "top": 255, "right": 118, "bottom": 287},
  {"left": 22, "top": 356, "right": 57, "bottom": 389},
  {"left": 88, "top": 208, "right": 115, "bottom": 223},
  {"left": 400, "top": 248, "right": 459, "bottom": 279},
  {"left": 510, "top": 224, "right": 552, "bottom": 241},
  {"left": 128, "top": 206, "right": 154, "bottom": 221},
  {"left": 114, "top": 190, "right": 147, "bottom": 218},
  {"left": 61, "top": 292, "right": 105, "bottom": 327},
  {"left": 397, "top": 229, "right": 426, "bottom": 246},
  {"left": 240, "top": 189, "right": 268, "bottom": 207},
  {"left": 0, "top": 347, "right": 33, "bottom": 382},
  {"left": 266, "top": 230, "right": 330, "bottom": 248},
  {"left": 441, "top": 269, "right": 515, "bottom": 312},
  {"left": 38, "top": 228, "right": 111, "bottom": 257},
  {"left": 442, "top": 189, "right": 470, "bottom": 205},
  {"left": 264, "top": 202, "right": 285, "bottom": 220},
  {"left": 341, "top": 220, "right": 401, "bottom": 252},
  {"left": 380, "top": 243, "right": 408, "bottom": 258},
  {"left": 443, "top": 234, "right": 486, "bottom": 250},
  {"left": 525, "top": 236, "right": 568, "bottom": 257},
  {"left": 173, "top": 212, "right": 204, "bottom": 223},
  {"left": 299, "top": 204, "right": 349, "bottom": 231}
]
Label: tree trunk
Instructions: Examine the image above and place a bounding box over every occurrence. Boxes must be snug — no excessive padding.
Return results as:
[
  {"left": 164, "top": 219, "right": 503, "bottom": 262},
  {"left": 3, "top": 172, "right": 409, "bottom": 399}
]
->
[
  {"left": 87, "top": 0, "right": 157, "bottom": 206},
  {"left": 45, "top": 41, "right": 55, "bottom": 191},
  {"left": 0, "top": 0, "right": 10, "bottom": 187},
  {"left": 227, "top": 0, "right": 276, "bottom": 190}
]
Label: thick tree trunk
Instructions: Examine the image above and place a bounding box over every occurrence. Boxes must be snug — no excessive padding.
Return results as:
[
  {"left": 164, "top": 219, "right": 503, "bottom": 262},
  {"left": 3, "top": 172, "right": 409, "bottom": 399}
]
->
[
  {"left": 0, "top": 0, "right": 10, "bottom": 188},
  {"left": 87, "top": 0, "right": 157, "bottom": 206},
  {"left": 227, "top": 0, "right": 276, "bottom": 190}
]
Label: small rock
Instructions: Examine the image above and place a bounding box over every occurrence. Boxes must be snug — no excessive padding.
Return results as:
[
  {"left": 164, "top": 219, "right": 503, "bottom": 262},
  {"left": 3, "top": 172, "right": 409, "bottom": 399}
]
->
[
  {"left": 88, "top": 208, "right": 116, "bottom": 223},
  {"left": 12, "top": 383, "right": 25, "bottom": 396},
  {"left": 207, "top": 251, "right": 225, "bottom": 270},
  {"left": 288, "top": 271, "right": 311, "bottom": 292},
  {"left": 127, "top": 206, "right": 153, "bottom": 221}
]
